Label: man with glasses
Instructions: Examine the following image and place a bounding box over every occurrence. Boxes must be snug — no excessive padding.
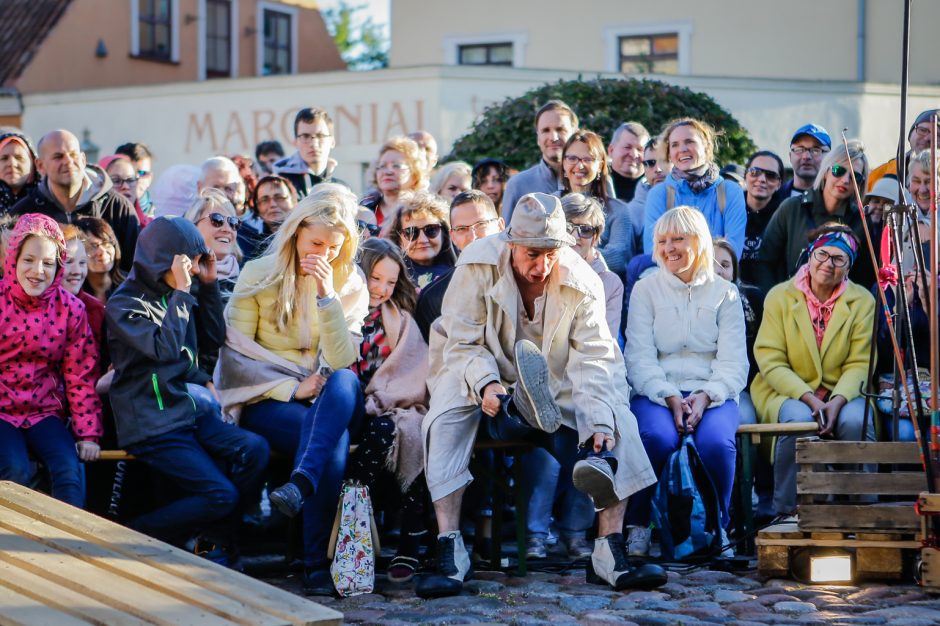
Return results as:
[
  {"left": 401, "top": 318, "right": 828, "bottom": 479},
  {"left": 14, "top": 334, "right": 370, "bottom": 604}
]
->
[
  {"left": 12, "top": 129, "right": 140, "bottom": 271},
  {"left": 868, "top": 108, "right": 939, "bottom": 193},
  {"left": 273, "top": 107, "right": 343, "bottom": 199},
  {"left": 607, "top": 122, "right": 649, "bottom": 203},
  {"left": 502, "top": 100, "right": 578, "bottom": 223},
  {"left": 740, "top": 150, "right": 785, "bottom": 285},
  {"left": 115, "top": 142, "right": 155, "bottom": 218},
  {"left": 781, "top": 124, "right": 831, "bottom": 198},
  {"left": 414, "top": 190, "right": 504, "bottom": 341}
]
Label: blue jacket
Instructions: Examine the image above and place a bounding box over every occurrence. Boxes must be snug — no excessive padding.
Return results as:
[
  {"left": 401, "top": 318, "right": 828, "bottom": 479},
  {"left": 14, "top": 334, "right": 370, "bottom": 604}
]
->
[{"left": 643, "top": 175, "right": 746, "bottom": 258}]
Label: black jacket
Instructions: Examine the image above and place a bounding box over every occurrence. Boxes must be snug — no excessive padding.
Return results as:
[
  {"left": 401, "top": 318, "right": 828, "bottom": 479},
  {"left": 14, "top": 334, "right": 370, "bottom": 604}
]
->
[
  {"left": 414, "top": 268, "right": 453, "bottom": 342},
  {"left": 11, "top": 166, "right": 140, "bottom": 272},
  {"left": 272, "top": 152, "right": 346, "bottom": 199},
  {"left": 105, "top": 217, "right": 223, "bottom": 447}
]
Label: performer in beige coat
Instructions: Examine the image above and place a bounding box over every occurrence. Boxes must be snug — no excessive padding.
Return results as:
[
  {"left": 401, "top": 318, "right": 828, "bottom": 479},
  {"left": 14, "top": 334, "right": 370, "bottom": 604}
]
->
[{"left": 416, "top": 193, "right": 664, "bottom": 598}]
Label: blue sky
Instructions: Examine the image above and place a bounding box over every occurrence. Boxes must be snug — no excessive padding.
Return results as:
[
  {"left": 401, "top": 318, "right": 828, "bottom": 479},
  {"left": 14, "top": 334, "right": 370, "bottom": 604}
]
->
[{"left": 317, "top": 0, "right": 390, "bottom": 28}]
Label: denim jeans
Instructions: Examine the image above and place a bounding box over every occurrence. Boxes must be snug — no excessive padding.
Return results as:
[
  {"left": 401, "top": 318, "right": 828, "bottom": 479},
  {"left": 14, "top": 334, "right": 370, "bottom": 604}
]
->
[
  {"left": 241, "top": 368, "right": 365, "bottom": 567},
  {"left": 126, "top": 396, "right": 270, "bottom": 546},
  {"left": 519, "top": 446, "right": 595, "bottom": 540},
  {"left": 0, "top": 417, "right": 84, "bottom": 507}
]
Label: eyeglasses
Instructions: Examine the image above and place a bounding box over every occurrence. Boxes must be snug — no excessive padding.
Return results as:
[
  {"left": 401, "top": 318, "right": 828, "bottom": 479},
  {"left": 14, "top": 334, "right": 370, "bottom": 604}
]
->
[
  {"left": 563, "top": 155, "right": 598, "bottom": 166},
  {"left": 110, "top": 176, "right": 138, "bottom": 186},
  {"left": 257, "top": 193, "right": 290, "bottom": 207},
  {"left": 198, "top": 212, "right": 240, "bottom": 230},
  {"left": 377, "top": 163, "right": 410, "bottom": 172},
  {"left": 357, "top": 220, "right": 381, "bottom": 236},
  {"left": 451, "top": 217, "right": 497, "bottom": 236},
  {"left": 914, "top": 124, "right": 938, "bottom": 137},
  {"left": 830, "top": 164, "right": 865, "bottom": 186},
  {"left": 137, "top": 169, "right": 152, "bottom": 178},
  {"left": 400, "top": 224, "right": 442, "bottom": 241},
  {"left": 746, "top": 166, "right": 781, "bottom": 182},
  {"left": 791, "top": 146, "right": 830, "bottom": 157},
  {"left": 643, "top": 159, "right": 658, "bottom": 168},
  {"left": 85, "top": 240, "right": 115, "bottom": 252},
  {"left": 296, "top": 133, "right": 333, "bottom": 144},
  {"left": 566, "top": 223, "right": 598, "bottom": 239},
  {"left": 812, "top": 248, "right": 849, "bottom": 268}
]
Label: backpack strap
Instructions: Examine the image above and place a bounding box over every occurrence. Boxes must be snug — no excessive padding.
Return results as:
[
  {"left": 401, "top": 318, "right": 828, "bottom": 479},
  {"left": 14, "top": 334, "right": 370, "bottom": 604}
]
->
[{"left": 666, "top": 185, "right": 675, "bottom": 210}]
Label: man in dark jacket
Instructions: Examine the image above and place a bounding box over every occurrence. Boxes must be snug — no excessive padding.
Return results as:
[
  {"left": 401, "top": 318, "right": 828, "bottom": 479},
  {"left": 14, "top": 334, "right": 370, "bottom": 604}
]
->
[
  {"left": 12, "top": 130, "right": 140, "bottom": 272},
  {"left": 273, "top": 107, "right": 344, "bottom": 198},
  {"left": 105, "top": 216, "right": 268, "bottom": 562}
]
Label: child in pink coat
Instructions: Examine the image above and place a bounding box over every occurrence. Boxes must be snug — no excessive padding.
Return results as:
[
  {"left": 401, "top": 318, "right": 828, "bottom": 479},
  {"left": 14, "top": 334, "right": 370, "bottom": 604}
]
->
[{"left": 0, "top": 213, "right": 103, "bottom": 507}]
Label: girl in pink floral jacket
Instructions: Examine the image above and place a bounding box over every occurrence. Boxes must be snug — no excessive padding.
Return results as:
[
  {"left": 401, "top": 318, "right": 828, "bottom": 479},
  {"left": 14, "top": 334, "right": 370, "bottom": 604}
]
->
[{"left": 0, "top": 213, "right": 103, "bottom": 507}]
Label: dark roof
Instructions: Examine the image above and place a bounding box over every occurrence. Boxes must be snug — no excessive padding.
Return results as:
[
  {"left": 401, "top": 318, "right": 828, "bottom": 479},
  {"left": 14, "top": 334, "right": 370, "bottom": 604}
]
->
[{"left": 0, "top": 0, "right": 73, "bottom": 86}]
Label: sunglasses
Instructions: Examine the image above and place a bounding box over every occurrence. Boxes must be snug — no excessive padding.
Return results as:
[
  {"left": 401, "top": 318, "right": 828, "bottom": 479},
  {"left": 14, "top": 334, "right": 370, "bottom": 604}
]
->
[
  {"left": 566, "top": 223, "right": 598, "bottom": 239},
  {"left": 830, "top": 164, "right": 865, "bottom": 186},
  {"left": 198, "top": 212, "right": 240, "bottom": 230},
  {"left": 746, "top": 166, "right": 781, "bottom": 182},
  {"left": 643, "top": 159, "right": 658, "bottom": 168},
  {"left": 357, "top": 220, "right": 381, "bottom": 236},
  {"left": 400, "top": 224, "right": 442, "bottom": 241}
]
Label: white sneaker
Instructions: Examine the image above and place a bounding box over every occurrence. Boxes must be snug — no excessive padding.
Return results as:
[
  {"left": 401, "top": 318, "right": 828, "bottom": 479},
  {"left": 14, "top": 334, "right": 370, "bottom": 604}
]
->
[
  {"left": 719, "top": 528, "right": 735, "bottom": 558},
  {"left": 626, "top": 525, "right": 651, "bottom": 557}
]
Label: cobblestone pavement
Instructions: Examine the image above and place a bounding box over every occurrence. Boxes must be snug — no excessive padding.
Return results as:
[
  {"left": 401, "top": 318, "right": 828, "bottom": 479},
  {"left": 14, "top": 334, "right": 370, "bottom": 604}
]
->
[{"left": 256, "top": 561, "right": 940, "bottom": 625}]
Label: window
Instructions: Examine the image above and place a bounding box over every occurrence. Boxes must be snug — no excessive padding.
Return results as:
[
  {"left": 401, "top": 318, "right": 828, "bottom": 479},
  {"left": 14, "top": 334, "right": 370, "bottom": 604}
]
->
[
  {"left": 137, "top": 0, "right": 173, "bottom": 60},
  {"left": 205, "top": 0, "right": 232, "bottom": 77},
  {"left": 262, "top": 9, "right": 293, "bottom": 75},
  {"left": 458, "top": 43, "right": 514, "bottom": 67},
  {"left": 618, "top": 33, "right": 679, "bottom": 74}
]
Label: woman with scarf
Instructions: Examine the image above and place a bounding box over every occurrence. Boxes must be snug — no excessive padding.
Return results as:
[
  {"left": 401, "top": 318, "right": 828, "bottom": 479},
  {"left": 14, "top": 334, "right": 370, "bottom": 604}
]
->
[
  {"left": 0, "top": 214, "right": 102, "bottom": 506},
  {"left": 185, "top": 189, "right": 242, "bottom": 302},
  {"left": 643, "top": 118, "right": 746, "bottom": 259},
  {"left": 751, "top": 225, "right": 876, "bottom": 516}
]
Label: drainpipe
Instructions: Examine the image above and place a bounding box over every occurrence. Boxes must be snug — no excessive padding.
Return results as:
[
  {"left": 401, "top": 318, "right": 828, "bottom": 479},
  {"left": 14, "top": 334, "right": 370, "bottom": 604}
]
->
[{"left": 857, "top": 0, "right": 866, "bottom": 82}]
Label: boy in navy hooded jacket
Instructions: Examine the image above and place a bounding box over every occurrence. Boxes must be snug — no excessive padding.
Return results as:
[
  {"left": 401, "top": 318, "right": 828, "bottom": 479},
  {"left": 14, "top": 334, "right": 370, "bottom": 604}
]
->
[{"left": 106, "top": 216, "right": 269, "bottom": 562}]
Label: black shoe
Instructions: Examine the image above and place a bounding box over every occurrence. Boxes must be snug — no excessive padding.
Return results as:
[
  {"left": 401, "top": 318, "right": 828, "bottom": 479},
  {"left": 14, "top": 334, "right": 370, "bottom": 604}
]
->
[
  {"left": 511, "top": 340, "right": 562, "bottom": 433},
  {"left": 573, "top": 442, "right": 620, "bottom": 510},
  {"left": 415, "top": 533, "right": 473, "bottom": 599},
  {"left": 269, "top": 482, "right": 304, "bottom": 518},
  {"left": 302, "top": 567, "right": 336, "bottom": 596},
  {"left": 587, "top": 533, "right": 667, "bottom": 591}
]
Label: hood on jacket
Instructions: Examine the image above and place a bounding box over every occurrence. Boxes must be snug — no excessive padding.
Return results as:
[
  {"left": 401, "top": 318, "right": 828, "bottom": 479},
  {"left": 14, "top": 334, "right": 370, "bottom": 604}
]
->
[
  {"left": 126, "top": 216, "right": 209, "bottom": 294},
  {"left": 1, "top": 213, "right": 66, "bottom": 304},
  {"left": 273, "top": 151, "right": 318, "bottom": 176},
  {"left": 38, "top": 163, "right": 114, "bottom": 211}
]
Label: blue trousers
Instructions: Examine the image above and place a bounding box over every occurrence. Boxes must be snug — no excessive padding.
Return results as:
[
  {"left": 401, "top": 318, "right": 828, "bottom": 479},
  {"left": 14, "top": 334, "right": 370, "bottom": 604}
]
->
[
  {"left": 241, "top": 368, "right": 365, "bottom": 567},
  {"left": 126, "top": 392, "right": 270, "bottom": 546},
  {"left": 520, "top": 446, "right": 595, "bottom": 540},
  {"left": 0, "top": 417, "right": 84, "bottom": 507},
  {"left": 625, "top": 395, "right": 740, "bottom": 529}
]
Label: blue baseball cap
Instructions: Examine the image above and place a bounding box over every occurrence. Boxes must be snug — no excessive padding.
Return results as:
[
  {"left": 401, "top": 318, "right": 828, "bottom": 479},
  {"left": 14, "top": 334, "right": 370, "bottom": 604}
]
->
[{"left": 791, "top": 123, "right": 831, "bottom": 148}]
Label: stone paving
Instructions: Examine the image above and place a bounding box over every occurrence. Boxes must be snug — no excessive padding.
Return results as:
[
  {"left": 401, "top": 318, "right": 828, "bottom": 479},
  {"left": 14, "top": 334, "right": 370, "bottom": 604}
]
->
[{"left": 257, "top": 562, "right": 940, "bottom": 625}]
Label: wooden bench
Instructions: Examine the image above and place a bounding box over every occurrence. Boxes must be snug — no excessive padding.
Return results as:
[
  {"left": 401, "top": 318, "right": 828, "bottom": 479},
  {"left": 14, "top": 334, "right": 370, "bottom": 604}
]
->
[
  {"left": 734, "top": 422, "right": 820, "bottom": 555},
  {"left": 0, "top": 480, "right": 341, "bottom": 625}
]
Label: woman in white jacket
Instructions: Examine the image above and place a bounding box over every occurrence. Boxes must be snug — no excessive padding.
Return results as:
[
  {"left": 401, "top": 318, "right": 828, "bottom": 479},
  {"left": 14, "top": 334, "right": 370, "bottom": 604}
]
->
[{"left": 624, "top": 206, "right": 748, "bottom": 556}]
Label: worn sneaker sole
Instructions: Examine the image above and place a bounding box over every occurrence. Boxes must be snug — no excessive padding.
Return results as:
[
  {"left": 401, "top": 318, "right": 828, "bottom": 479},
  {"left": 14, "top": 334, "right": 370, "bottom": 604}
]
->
[
  {"left": 513, "top": 340, "right": 562, "bottom": 433},
  {"left": 572, "top": 458, "right": 619, "bottom": 510},
  {"left": 586, "top": 561, "right": 667, "bottom": 590},
  {"left": 414, "top": 567, "right": 474, "bottom": 599},
  {"left": 268, "top": 489, "right": 302, "bottom": 518}
]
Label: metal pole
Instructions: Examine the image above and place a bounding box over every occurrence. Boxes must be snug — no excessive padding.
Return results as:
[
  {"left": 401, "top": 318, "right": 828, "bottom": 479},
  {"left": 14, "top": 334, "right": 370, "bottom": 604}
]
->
[{"left": 931, "top": 113, "right": 938, "bottom": 467}]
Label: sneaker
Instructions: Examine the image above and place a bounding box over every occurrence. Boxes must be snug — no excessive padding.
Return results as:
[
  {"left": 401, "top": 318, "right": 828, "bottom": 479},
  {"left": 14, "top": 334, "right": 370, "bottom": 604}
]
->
[
  {"left": 526, "top": 536, "right": 547, "bottom": 559},
  {"left": 587, "top": 533, "right": 667, "bottom": 591},
  {"left": 626, "top": 525, "right": 651, "bottom": 557},
  {"left": 415, "top": 532, "right": 473, "bottom": 599},
  {"left": 302, "top": 567, "right": 336, "bottom": 596},
  {"left": 511, "top": 340, "right": 562, "bottom": 433},
  {"left": 387, "top": 555, "right": 420, "bottom": 583},
  {"left": 719, "top": 528, "right": 735, "bottom": 559},
  {"left": 562, "top": 534, "right": 593, "bottom": 560},
  {"left": 573, "top": 455, "right": 619, "bottom": 511},
  {"left": 268, "top": 482, "right": 304, "bottom": 518}
]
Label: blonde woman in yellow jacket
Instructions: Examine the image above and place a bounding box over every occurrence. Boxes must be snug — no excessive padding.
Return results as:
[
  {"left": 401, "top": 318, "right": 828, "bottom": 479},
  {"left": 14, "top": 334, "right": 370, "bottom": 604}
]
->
[
  {"left": 751, "top": 225, "right": 875, "bottom": 516},
  {"left": 226, "top": 183, "right": 368, "bottom": 594}
]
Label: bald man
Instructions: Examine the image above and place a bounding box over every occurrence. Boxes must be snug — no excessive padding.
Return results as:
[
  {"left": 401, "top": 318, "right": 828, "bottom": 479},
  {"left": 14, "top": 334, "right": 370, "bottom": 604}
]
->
[
  {"left": 408, "top": 130, "right": 439, "bottom": 179},
  {"left": 12, "top": 129, "right": 140, "bottom": 270}
]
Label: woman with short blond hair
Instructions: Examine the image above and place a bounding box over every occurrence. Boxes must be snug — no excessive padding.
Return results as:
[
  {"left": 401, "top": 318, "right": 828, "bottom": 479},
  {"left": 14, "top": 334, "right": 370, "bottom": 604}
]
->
[{"left": 360, "top": 136, "right": 427, "bottom": 225}]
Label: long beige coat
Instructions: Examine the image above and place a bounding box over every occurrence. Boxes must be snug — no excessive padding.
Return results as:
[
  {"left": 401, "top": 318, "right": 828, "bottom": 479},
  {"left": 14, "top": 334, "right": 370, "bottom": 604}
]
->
[{"left": 423, "top": 235, "right": 656, "bottom": 501}]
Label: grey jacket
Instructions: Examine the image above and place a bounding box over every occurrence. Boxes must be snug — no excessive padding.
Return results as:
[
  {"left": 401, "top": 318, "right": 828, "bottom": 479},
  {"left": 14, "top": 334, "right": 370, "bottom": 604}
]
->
[{"left": 502, "top": 160, "right": 563, "bottom": 223}]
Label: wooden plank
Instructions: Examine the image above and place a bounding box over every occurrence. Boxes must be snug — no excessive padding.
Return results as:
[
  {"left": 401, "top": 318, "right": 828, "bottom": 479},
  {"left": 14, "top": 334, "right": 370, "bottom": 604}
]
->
[
  {"left": 758, "top": 522, "right": 801, "bottom": 538},
  {"left": 0, "top": 529, "right": 233, "bottom": 626},
  {"left": 756, "top": 536, "right": 920, "bottom": 549},
  {"left": 795, "top": 440, "right": 921, "bottom": 464},
  {"left": 0, "top": 507, "right": 286, "bottom": 626},
  {"left": 799, "top": 504, "right": 920, "bottom": 531},
  {"left": 757, "top": 545, "right": 790, "bottom": 578},
  {"left": 918, "top": 491, "right": 940, "bottom": 513},
  {"left": 0, "top": 581, "right": 93, "bottom": 626},
  {"left": 97, "top": 450, "right": 134, "bottom": 461},
  {"left": 797, "top": 471, "right": 927, "bottom": 495},
  {"left": 920, "top": 546, "right": 940, "bottom": 589},
  {"left": 738, "top": 423, "right": 819, "bottom": 435},
  {"left": 0, "top": 482, "right": 342, "bottom": 626},
  {"left": 856, "top": 533, "right": 904, "bottom": 579},
  {"left": 0, "top": 556, "right": 152, "bottom": 626}
]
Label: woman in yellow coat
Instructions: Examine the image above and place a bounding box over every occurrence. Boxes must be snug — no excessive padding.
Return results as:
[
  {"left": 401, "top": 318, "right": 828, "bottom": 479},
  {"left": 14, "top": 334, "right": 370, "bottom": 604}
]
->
[
  {"left": 751, "top": 225, "right": 875, "bottom": 515},
  {"left": 225, "top": 183, "right": 369, "bottom": 594}
]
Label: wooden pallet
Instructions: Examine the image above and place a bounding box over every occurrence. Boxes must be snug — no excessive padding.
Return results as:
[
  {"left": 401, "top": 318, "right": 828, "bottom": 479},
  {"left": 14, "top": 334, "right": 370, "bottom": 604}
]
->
[
  {"left": 757, "top": 522, "right": 920, "bottom": 580},
  {"left": 0, "top": 481, "right": 342, "bottom": 625},
  {"left": 797, "top": 439, "right": 925, "bottom": 533}
]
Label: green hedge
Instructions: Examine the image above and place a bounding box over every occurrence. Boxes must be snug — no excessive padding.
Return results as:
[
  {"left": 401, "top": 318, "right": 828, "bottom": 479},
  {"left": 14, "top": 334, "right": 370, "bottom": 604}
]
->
[{"left": 447, "top": 77, "right": 756, "bottom": 171}]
